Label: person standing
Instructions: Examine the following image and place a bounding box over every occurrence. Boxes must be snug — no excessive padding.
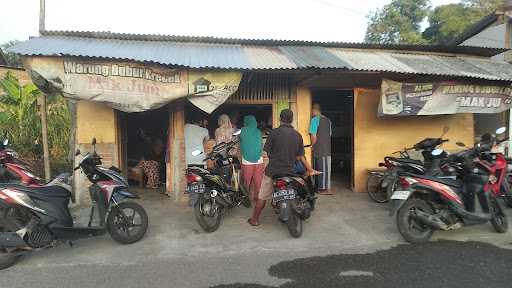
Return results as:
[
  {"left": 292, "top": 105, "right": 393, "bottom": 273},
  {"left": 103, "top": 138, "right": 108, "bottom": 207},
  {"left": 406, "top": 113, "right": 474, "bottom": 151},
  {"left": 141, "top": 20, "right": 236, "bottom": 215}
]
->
[
  {"left": 185, "top": 118, "right": 210, "bottom": 167},
  {"left": 309, "top": 103, "right": 332, "bottom": 195},
  {"left": 248, "top": 109, "right": 315, "bottom": 226},
  {"left": 215, "top": 114, "right": 234, "bottom": 144},
  {"left": 240, "top": 115, "right": 264, "bottom": 202}
]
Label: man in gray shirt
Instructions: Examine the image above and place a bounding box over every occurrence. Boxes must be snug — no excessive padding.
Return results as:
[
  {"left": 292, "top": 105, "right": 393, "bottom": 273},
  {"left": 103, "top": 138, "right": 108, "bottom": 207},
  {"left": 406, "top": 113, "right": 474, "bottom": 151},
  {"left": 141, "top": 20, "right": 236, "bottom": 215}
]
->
[{"left": 309, "top": 103, "right": 332, "bottom": 195}]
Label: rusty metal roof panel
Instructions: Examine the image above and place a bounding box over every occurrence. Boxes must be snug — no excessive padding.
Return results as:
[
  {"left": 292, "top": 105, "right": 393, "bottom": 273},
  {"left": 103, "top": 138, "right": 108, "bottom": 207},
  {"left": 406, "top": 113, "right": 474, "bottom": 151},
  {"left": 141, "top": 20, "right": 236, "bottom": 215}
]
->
[{"left": 9, "top": 34, "right": 512, "bottom": 81}]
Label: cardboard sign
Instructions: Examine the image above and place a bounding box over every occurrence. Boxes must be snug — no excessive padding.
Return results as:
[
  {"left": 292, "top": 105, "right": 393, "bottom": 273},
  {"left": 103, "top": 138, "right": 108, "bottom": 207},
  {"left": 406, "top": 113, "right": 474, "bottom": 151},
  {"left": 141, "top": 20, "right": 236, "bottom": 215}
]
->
[
  {"left": 379, "top": 79, "right": 512, "bottom": 116},
  {"left": 24, "top": 57, "right": 241, "bottom": 113}
]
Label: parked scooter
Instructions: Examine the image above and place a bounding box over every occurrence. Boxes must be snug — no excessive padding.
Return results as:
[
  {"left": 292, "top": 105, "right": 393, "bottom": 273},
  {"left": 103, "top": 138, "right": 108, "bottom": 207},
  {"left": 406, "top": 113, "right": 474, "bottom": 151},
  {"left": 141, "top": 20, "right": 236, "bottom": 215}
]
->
[
  {"left": 271, "top": 170, "right": 317, "bottom": 238},
  {"left": 0, "top": 138, "right": 148, "bottom": 270},
  {"left": 368, "top": 127, "right": 451, "bottom": 203},
  {"left": 186, "top": 130, "right": 251, "bottom": 233},
  {"left": 390, "top": 127, "right": 508, "bottom": 243},
  {"left": 0, "top": 139, "right": 44, "bottom": 186}
]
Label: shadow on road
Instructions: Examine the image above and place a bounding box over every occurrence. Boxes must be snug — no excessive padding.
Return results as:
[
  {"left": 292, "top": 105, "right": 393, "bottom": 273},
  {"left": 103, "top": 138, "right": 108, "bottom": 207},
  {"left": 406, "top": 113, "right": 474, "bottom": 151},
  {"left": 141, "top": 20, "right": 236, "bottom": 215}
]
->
[{"left": 212, "top": 240, "right": 512, "bottom": 288}]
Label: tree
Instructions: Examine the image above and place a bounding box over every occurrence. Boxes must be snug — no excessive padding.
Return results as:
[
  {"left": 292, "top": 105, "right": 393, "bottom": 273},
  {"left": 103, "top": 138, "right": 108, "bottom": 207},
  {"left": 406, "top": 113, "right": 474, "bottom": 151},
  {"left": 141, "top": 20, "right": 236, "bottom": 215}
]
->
[
  {"left": 423, "top": 4, "right": 485, "bottom": 44},
  {"left": 0, "top": 72, "right": 71, "bottom": 174},
  {"left": 0, "top": 41, "right": 23, "bottom": 68},
  {"left": 365, "top": 0, "right": 504, "bottom": 45},
  {"left": 463, "top": 0, "right": 504, "bottom": 14},
  {"left": 365, "top": 0, "right": 431, "bottom": 44}
]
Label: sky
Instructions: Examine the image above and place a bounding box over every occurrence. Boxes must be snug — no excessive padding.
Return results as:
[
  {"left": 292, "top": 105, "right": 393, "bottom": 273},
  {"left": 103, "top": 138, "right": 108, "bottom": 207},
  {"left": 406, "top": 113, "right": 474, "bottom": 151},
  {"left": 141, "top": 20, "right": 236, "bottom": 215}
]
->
[{"left": 0, "top": 0, "right": 461, "bottom": 44}]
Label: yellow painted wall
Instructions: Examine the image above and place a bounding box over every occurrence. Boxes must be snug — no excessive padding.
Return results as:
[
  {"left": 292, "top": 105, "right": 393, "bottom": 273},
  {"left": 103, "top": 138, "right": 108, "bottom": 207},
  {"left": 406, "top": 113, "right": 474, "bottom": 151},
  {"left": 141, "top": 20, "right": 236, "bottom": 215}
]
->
[
  {"left": 75, "top": 100, "right": 119, "bottom": 205},
  {"left": 353, "top": 88, "right": 474, "bottom": 192},
  {"left": 76, "top": 101, "right": 117, "bottom": 144},
  {"left": 296, "top": 86, "right": 313, "bottom": 163}
]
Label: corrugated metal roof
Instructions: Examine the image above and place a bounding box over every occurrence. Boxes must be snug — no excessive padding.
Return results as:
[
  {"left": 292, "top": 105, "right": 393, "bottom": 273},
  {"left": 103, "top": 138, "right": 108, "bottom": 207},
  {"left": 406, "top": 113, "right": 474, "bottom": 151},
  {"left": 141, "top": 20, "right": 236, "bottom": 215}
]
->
[{"left": 9, "top": 31, "right": 512, "bottom": 81}]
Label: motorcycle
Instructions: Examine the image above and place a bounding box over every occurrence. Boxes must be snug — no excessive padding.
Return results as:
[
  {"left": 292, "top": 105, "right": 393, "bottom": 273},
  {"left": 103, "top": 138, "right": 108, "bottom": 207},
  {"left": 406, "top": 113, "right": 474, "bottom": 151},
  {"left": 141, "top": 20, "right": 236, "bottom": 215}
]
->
[
  {"left": 368, "top": 127, "right": 450, "bottom": 203},
  {"left": 0, "top": 139, "right": 44, "bottom": 186},
  {"left": 390, "top": 127, "right": 508, "bottom": 243},
  {"left": 186, "top": 130, "right": 251, "bottom": 233},
  {"left": 0, "top": 138, "right": 148, "bottom": 270},
  {"left": 271, "top": 171, "right": 317, "bottom": 238}
]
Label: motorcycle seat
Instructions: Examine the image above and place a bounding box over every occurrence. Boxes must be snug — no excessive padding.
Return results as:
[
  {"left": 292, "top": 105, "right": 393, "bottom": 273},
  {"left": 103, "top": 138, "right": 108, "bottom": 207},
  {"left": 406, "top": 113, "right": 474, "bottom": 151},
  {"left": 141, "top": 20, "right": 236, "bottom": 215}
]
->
[
  {"left": 388, "top": 157, "right": 423, "bottom": 165},
  {"left": 3, "top": 184, "right": 71, "bottom": 198},
  {"left": 412, "top": 174, "right": 462, "bottom": 188}
]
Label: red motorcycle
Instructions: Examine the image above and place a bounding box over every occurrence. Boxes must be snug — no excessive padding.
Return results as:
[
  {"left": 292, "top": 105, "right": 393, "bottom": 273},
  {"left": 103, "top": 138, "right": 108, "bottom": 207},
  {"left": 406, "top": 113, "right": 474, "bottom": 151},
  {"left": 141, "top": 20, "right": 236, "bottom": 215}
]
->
[
  {"left": 0, "top": 139, "right": 44, "bottom": 186},
  {"left": 390, "top": 127, "right": 508, "bottom": 243}
]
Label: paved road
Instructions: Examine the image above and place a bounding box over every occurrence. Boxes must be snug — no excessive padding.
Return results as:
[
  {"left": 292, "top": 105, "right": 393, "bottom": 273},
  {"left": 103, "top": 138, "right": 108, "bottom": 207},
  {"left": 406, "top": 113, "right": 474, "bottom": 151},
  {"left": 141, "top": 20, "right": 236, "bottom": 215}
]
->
[{"left": 3, "top": 240, "right": 512, "bottom": 288}]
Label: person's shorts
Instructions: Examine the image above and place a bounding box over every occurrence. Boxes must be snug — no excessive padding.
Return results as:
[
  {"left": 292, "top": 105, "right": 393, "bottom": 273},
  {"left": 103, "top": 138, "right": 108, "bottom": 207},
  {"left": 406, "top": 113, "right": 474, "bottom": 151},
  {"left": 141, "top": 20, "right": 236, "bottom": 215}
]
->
[{"left": 257, "top": 175, "right": 273, "bottom": 201}]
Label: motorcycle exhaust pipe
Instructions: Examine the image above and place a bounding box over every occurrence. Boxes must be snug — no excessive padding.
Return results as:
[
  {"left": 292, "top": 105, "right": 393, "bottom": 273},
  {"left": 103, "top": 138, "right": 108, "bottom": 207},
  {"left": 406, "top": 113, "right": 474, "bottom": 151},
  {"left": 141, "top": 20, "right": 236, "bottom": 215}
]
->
[
  {"left": 0, "top": 232, "right": 25, "bottom": 248},
  {"left": 411, "top": 210, "right": 446, "bottom": 230}
]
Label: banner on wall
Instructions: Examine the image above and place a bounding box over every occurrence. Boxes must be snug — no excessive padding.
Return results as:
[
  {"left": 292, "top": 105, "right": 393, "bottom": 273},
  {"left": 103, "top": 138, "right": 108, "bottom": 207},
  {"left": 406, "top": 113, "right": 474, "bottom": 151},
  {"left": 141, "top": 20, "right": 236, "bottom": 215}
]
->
[
  {"left": 187, "top": 71, "right": 242, "bottom": 113},
  {"left": 378, "top": 79, "right": 512, "bottom": 117},
  {"left": 24, "top": 57, "right": 241, "bottom": 113}
]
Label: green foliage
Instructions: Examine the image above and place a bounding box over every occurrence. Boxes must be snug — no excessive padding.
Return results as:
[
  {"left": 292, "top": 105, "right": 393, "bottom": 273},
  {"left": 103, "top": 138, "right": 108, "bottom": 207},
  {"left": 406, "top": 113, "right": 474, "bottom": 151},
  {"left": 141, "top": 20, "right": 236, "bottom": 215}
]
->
[
  {"left": 0, "top": 41, "right": 23, "bottom": 68},
  {"left": 423, "top": 4, "right": 485, "bottom": 44},
  {"left": 365, "top": 0, "right": 504, "bottom": 45},
  {"left": 463, "top": 0, "right": 504, "bottom": 14},
  {"left": 365, "top": 0, "right": 431, "bottom": 44},
  {"left": 0, "top": 72, "right": 71, "bottom": 171}
]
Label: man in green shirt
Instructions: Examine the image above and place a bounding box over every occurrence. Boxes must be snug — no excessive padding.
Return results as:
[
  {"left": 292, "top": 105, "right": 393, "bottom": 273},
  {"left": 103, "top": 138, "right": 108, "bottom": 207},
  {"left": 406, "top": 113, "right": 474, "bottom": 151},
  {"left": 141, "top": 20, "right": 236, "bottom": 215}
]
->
[{"left": 309, "top": 103, "right": 332, "bottom": 195}]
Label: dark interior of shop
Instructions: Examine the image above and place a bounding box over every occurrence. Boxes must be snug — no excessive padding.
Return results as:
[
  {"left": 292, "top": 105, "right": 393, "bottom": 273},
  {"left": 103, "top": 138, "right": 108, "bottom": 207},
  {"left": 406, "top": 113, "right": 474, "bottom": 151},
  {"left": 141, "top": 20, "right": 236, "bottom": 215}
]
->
[
  {"left": 123, "top": 105, "right": 169, "bottom": 189},
  {"left": 185, "top": 102, "right": 273, "bottom": 138},
  {"left": 312, "top": 89, "right": 354, "bottom": 187}
]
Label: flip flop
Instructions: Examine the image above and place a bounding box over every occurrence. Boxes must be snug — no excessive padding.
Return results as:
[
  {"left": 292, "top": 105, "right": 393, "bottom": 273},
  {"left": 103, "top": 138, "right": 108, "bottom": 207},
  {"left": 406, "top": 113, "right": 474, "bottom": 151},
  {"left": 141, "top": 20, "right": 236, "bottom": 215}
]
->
[{"left": 248, "top": 218, "right": 260, "bottom": 226}]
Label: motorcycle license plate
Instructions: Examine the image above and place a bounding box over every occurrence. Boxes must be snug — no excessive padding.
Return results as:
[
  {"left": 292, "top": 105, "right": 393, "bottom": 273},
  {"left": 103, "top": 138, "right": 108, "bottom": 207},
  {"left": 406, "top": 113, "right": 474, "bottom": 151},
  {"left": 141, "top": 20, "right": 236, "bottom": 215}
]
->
[
  {"left": 187, "top": 183, "right": 206, "bottom": 194},
  {"left": 390, "top": 190, "right": 411, "bottom": 200},
  {"left": 273, "top": 189, "right": 296, "bottom": 201}
]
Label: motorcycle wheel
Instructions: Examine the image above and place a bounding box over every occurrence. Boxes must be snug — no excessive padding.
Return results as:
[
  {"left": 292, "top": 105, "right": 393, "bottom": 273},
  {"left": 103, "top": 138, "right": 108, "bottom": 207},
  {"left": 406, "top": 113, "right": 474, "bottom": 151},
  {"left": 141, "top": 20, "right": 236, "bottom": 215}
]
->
[
  {"left": 107, "top": 202, "right": 148, "bottom": 244},
  {"left": 490, "top": 197, "right": 508, "bottom": 233},
  {"left": 194, "top": 197, "right": 222, "bottom": 233},
  {"left": 287, "top": 210, "right": 303, "bottom": 238},
  {"left": 396, "top": 198, "right": 434, "bottom": 243},
  {"left": 367, "top": 173, "right": 388, "bottom": 203}
]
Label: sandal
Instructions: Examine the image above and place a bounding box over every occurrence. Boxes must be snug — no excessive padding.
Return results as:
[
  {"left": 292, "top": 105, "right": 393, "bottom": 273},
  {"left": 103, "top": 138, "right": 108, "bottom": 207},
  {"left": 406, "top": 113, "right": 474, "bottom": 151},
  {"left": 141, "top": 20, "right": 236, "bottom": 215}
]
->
[{"left": 247, "top": 218, "right": 260, "bottom": 226}]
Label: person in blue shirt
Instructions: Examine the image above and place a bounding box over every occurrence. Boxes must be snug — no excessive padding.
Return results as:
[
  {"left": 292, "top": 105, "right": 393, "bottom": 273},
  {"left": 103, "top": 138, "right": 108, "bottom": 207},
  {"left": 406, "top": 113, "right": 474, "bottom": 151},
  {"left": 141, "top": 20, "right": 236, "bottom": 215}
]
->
[{"left": 309, "top": 103, "right": 332, "bottom": 195}]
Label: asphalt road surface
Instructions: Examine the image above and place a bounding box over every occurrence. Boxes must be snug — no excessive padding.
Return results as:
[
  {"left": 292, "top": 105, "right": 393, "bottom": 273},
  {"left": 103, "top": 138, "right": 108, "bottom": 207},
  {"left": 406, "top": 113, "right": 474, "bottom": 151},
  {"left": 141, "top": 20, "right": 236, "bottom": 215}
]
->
[{"left": 3, "top": 240, "right": 512, "bottom": 288}]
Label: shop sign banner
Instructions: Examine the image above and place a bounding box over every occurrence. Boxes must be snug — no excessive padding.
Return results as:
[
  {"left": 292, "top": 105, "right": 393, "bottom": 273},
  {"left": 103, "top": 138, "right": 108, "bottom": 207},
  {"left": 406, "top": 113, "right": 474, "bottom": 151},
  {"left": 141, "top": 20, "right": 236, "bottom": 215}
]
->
[
  {"left": 24, "top": 57, "right": 241, "bottom": 113},
  {"left": 187, "top": 71, "right": 242, "bottom": 113},
  {"left": 379, "top": 79, "right": 512, "bottom": 116}
]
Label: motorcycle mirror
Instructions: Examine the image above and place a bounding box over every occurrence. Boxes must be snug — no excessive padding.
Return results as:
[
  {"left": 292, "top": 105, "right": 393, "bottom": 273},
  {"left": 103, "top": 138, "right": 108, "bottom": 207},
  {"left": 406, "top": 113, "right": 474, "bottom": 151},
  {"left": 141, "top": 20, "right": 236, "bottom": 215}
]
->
[
  {"left": 232, "top": 130, "right": 241, "bottom": 136},
  {"left": 440, "top": 126, "right": 450, "bottom": 137},
  {"left": 191, "top": 150, "right": 202, "bottom": 157},
  {"left": 3, "top": 139, "right": 8, "bottom": 146},
  {"left": 455, "top": 142, "right": 466, "bottom": 147},
  {"left": 496, "top": 126, "right": 507, "bottom": 135},
  {"left": 92, "top": 138, "right": 97, "bottom": 146},
  {"left": 75, "top": 149, "right": 81, "bottom": 156},
  {"left": 431, "top": 148, "right": 444, "bottom": 156}
]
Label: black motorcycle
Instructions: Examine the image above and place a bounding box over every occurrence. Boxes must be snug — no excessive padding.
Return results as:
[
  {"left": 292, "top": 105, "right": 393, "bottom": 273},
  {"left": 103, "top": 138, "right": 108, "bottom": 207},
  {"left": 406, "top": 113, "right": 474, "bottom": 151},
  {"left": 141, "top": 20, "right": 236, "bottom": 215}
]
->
[
  {"left": 186, "top": 131, "right": 251, "bottom": 233},
  {"left": 0, "top": 138, "right": 148, "bottom": 270},
  {"left": 368, "top": 129, "right": 451, "bottom": 203},
  {"left": 271, "top": 172, "right": 317, "bottom": 238}
]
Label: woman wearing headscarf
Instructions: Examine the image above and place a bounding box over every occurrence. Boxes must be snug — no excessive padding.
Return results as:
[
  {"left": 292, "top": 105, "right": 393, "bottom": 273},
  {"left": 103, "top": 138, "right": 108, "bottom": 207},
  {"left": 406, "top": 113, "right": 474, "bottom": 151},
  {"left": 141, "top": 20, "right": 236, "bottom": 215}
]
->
[
  {"left": 240, "top": 115, "right": 264, "bottom": 203},
  {"left": 215, "top": 114, "right": 234, "bottom": 144}
]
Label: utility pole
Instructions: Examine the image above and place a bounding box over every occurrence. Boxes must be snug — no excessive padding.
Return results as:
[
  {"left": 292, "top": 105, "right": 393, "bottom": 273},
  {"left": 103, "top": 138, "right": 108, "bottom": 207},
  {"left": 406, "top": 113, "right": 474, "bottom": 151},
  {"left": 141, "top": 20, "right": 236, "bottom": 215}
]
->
[
  {"left": 39, "top": 0, "right": 45, "bottom": 33},
  {"left": 39, "top": 0, "right": 51, "bottom": 181}
]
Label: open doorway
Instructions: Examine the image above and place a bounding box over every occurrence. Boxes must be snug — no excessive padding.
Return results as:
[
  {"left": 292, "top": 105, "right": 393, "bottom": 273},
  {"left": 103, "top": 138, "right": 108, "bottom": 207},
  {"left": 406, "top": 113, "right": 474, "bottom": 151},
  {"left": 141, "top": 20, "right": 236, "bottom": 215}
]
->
[
  {"left": 120, "top": 105, "right": 169, "bottom": 194},
  {"left": 312, "top": 89, "right": 354, "bottom": 189}
]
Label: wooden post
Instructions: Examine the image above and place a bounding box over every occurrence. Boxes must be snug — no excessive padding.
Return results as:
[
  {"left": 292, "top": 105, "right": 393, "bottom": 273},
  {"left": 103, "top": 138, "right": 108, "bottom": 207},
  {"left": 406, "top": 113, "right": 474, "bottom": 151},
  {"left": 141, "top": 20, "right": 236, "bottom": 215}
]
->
[
  {"left": 39, "top": 0, "right": 45, "bottom": 33},
  {"left": 39, "top": 94, "right": 51, "bottom": 181}
]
